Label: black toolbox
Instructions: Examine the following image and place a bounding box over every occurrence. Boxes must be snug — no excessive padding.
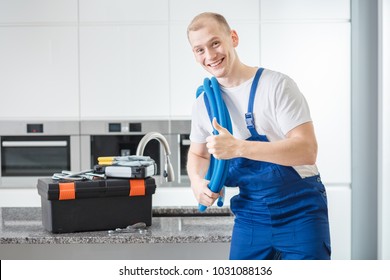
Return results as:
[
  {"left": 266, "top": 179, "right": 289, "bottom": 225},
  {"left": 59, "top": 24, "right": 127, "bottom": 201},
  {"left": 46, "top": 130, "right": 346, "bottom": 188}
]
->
[{"left": 37, "top": 177, "right": 156, "bottom": 233}]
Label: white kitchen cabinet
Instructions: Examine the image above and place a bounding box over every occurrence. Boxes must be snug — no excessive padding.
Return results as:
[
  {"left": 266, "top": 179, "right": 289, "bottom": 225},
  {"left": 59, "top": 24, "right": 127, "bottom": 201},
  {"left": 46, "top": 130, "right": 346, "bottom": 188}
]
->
[
  {"left": 0, "top": 0, "right": 77, "bottom": 23},
  {"left": 260, "top": 23, "right": 351, "bottom": 185},
  {"left": 0, "top": 0, "right": 79, "bottom": 120},
  {"left": 0, "top": 26, "right": 79, "bottom": 120},
  {"left": 79, "top": 25, "right": 170, "bottom": 119},
  {"left": 260, "top": 0, "right": 350, "bottom": 20},
  {"left": 170, "top": 0, "right": 259, "bottom": 22},
  {"left": 79, "top": 0, "right": 168, "bottom": 22},
  {"left": 78, "top": 0, "right": 170, "bottom": 120}
]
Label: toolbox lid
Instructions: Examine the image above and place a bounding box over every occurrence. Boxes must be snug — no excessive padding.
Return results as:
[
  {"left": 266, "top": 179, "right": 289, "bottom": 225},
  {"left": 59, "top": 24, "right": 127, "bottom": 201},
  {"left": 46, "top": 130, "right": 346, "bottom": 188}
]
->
[{"left": 37, "top": 177, "right": 156, "bottom": 201}]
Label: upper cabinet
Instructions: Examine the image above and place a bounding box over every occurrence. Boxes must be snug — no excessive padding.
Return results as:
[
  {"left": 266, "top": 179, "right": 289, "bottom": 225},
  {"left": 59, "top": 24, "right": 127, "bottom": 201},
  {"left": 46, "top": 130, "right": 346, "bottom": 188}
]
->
[
  {"left": 79, "top": 25, "right": 170, "bottom": 119},
  {"left": 79, "top": 0, "right": 168, "bottom": 22},
  {"left": 78, "top": 0, "right": 170, "bottom": 119},
  {"left": 261, "top": 0, "right": 350, "bottom": 20},
  {"left": 0, "top": 0, "right": 79, "bottom": 120},
  {"left": 0, "top": 0, "right": 77, "bottom": 23},
  {"left": 169, "top": 0, "right": 260, "bottom": 22}
]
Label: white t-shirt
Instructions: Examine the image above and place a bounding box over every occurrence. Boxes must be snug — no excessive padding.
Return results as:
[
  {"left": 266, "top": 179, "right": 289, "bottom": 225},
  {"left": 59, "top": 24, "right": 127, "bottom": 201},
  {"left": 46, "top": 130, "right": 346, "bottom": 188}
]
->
[{"left": 190, "top": 68, "right": 319, "bottom": 178}]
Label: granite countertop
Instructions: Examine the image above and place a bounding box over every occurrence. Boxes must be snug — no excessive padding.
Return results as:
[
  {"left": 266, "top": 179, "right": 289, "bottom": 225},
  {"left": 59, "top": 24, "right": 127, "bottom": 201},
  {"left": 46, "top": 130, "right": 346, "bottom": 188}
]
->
[{"left": 0, "top": 207, "right": 234, "bottom": 245}]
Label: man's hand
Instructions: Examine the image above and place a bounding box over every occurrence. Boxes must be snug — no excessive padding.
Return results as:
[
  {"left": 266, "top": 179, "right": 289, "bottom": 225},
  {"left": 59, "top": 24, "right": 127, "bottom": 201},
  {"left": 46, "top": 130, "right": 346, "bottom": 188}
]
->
[
  {"left": 191, "top": 176, "right": 220, "bottom": 207},
  {"left": 206, "top": 118, "right": 241, "bottom": 159}
]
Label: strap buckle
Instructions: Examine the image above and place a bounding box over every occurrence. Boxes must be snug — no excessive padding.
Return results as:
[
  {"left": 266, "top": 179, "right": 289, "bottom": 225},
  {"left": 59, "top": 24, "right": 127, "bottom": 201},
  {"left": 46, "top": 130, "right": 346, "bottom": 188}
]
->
[{"left": 245, "top": 112, "right": 255, "bottom": 128}]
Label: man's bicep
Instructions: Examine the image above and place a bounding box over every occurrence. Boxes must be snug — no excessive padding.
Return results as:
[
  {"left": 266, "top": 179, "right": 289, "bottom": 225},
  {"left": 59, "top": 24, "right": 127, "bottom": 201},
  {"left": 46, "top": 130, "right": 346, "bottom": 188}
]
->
[
  {"left": 286, "top": 121, "right": 317, "bottom": 143},
  {"left": 188, "top": 142, "right": 209, "bottom": 159}
]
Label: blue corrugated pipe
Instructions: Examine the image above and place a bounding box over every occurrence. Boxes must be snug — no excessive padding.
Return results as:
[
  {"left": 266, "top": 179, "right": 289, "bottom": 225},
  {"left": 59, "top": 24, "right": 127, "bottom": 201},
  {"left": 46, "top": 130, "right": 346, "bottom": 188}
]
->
[{"left": 196, "top": 77, "right": 233, "bottom": 212}]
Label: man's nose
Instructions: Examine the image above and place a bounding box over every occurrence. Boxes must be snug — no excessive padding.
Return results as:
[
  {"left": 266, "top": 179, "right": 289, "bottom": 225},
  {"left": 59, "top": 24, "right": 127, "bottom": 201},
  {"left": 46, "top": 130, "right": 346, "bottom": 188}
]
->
[{"left": 205, "top": 48, "right": 217, "bottom": 60}]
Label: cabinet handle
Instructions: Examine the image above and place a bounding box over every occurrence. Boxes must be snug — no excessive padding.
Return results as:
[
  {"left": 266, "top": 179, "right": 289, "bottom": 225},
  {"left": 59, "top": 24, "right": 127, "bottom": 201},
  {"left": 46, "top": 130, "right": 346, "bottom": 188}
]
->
[{"left": 2, "top": 141, "right": 68, "bottom": 147}]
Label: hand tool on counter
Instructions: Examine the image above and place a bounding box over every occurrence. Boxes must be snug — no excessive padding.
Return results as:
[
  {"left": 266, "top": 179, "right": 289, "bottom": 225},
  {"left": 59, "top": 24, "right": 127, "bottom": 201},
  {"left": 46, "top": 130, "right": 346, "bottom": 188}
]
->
[
  {"left": 52, "top": 169, "right": 105, "bottom": 181},
  {"left": 107, "top": 222, "right": 148, "bottom": 234}
]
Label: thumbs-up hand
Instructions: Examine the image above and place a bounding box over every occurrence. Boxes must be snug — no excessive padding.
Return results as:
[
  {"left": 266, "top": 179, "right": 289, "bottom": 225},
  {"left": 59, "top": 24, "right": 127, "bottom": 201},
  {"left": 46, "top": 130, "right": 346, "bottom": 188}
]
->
[{"left": 206, "top": 118, "right": 240, "bottom": 159}]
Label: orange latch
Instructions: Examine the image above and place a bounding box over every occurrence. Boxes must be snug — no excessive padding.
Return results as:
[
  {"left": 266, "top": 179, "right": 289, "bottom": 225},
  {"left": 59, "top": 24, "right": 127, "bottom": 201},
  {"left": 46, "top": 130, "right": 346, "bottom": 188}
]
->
[
  {"left": 129, "top": 179, "right": 146, "bottom": 196},
  {"left": 59, "top": 182, "right": 76, "bottom": 200}
]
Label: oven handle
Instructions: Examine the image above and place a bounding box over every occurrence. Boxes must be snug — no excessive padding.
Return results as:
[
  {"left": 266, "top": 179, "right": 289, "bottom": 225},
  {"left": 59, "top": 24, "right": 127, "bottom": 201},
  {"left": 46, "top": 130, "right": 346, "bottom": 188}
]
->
[{"left": 2, "top": 141, "right": 68, "bottom": 147}]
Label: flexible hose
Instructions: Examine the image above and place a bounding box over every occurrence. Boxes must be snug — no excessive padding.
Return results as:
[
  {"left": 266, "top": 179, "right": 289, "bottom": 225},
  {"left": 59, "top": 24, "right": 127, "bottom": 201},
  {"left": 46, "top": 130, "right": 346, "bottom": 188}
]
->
[{"left": 196, "top": 77, "right": 233, "bottom": 212}]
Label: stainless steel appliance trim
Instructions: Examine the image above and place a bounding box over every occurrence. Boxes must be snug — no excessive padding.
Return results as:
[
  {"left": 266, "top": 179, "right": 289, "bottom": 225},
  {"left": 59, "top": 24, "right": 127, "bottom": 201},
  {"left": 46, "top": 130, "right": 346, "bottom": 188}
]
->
[
  {"left": 170, "top": 120, "right": 191, "bottom": 134},
  {"left": 80, "top": 135, "right": 91, "bottom": 171},
  {"left": 80, "top": 120, "right": 170, "bottom": 135},
  {"left": 70, "top": 135, "right": 81, "bottom": 172},
  {"left": 0, "top": 121, "right": 79, "bottom": 135},
  {"left": 2, "top": 141, "right": 68, "bottom": 147}
]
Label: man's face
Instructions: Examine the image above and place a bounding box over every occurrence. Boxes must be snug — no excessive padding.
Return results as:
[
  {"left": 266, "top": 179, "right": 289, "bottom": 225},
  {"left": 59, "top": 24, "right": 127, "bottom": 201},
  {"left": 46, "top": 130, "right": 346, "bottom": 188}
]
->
[{"left": 188, "top": 19, "right": 237, "bottom": 78}]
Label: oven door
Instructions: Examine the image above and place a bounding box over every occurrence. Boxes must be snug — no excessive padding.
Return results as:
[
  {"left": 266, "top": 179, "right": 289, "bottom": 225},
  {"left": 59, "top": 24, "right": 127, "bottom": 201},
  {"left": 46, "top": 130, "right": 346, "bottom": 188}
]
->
[{"left": 0, "top": 136, "right": 74, "bottom": 188}]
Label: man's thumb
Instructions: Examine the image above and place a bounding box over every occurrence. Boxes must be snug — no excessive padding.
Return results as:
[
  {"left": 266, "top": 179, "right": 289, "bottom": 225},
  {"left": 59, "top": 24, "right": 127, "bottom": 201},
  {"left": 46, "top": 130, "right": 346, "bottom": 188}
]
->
[{"left": 212, "top": 118, "right": 226, "bottom": 134}]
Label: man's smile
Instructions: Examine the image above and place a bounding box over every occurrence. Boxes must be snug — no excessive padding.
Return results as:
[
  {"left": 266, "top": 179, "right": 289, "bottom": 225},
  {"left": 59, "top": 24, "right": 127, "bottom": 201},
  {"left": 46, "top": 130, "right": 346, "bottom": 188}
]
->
[{"left": 207, "top": 58, "right": 224, "bottom": 68}]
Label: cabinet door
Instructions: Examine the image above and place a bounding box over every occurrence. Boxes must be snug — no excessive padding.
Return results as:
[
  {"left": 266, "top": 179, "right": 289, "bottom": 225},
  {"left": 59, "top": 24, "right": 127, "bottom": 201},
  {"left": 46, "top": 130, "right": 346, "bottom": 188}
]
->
[
  {"left": 0, "top": 0, "right": 77, "bottom": 23},
  {"left": 260, "top": 0, "right": 350, "bottom": 20},
  {"left": 170, "top": 0, "right": 259, "bottom": 22},
  {"left": 261, "top": 23, "right": 351, "bottom": 184},
  {"left": 79, "top": 0, "right": 168, "bottom": 22},
  {"left": 79, "top": 25, "right": 170, "bottom": 119},
  {"left": 0, "top": 26, "right": 79, "bottom": 120}
]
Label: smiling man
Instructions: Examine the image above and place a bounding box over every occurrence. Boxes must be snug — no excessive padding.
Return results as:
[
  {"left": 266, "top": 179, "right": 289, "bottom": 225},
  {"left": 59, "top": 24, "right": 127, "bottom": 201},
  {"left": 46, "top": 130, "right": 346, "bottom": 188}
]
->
[{"left": 186, "top": 12, "right": 331, "bottom": 260}]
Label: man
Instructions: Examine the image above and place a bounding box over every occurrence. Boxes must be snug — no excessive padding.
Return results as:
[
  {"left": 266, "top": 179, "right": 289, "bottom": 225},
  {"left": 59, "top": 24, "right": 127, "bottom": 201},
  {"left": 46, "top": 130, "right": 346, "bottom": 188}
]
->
[{"left": 186, "top": 12, "right": 331, "bottom": 260}]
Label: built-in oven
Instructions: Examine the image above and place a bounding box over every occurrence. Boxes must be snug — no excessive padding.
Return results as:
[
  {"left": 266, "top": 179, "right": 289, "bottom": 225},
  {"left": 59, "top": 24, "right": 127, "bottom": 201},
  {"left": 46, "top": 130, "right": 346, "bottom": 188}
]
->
[
  {"left": 80, "top": 120, "right": 191, "bottom": 187},
  {"left": 0, "top": 121, "right": 80, "bottom": 188}
]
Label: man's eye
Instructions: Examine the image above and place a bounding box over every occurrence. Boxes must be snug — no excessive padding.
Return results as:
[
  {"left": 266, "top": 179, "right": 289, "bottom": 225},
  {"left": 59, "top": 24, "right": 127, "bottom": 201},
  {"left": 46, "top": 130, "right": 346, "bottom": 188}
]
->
[
  {"left": 196, "top": 49, "right": 204, "bottom": 54},
  {"left": 212, "top": 41, "right": 220, "bottom": 47}
]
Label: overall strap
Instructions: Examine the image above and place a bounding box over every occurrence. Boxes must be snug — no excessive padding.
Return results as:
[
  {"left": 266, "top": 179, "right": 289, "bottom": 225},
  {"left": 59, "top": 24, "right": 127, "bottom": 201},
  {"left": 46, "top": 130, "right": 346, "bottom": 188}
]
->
[{"left": 245, "top": 68, "right": 264, "bottom": 136}]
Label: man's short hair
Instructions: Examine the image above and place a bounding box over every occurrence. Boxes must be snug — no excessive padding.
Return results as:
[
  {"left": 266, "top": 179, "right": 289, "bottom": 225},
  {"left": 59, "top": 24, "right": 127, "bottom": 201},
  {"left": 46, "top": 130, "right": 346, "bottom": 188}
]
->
[{"left": 187, "top": 12, "right": 231, "bottom": 38}]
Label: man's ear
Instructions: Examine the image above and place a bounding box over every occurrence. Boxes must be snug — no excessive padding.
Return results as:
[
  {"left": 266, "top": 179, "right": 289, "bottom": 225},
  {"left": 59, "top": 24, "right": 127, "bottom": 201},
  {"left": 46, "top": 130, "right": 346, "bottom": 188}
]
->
[{"left": 231, "top": 30, "right": 239, "bottom": 47}]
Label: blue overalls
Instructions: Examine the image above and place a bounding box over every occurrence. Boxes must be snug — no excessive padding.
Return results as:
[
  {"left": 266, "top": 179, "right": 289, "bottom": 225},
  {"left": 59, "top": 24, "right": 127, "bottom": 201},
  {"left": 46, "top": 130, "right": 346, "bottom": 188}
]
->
[{"left": 206, "top": 68, "right": 331, "bottom": 260}]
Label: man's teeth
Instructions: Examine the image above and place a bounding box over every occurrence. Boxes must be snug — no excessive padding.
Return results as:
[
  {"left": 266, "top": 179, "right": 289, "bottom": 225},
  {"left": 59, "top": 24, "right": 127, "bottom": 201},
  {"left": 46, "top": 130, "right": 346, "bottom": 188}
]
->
[{"left": 210, "top": 60, "right": 222, "bottom": 67}]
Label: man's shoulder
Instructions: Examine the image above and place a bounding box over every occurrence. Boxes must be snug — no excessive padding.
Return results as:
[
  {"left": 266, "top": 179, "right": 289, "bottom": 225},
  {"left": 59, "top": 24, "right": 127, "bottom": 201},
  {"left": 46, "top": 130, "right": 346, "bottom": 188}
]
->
[
  {"left": 260, "top": 68, "right": 299, "bottom": 94},
  {"left": 262, "top": 68, "right": 291, "bottom": 83}
]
